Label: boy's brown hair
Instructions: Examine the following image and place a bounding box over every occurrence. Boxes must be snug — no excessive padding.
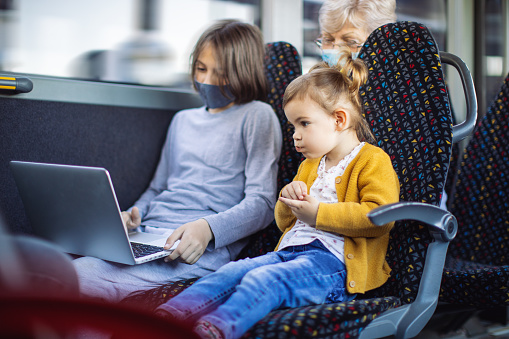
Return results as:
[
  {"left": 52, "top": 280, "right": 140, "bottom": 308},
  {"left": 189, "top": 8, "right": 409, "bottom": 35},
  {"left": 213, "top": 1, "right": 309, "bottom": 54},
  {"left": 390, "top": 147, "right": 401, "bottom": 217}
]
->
[{"left": 191, "top": 20, "right": 268, "bottom": 104}]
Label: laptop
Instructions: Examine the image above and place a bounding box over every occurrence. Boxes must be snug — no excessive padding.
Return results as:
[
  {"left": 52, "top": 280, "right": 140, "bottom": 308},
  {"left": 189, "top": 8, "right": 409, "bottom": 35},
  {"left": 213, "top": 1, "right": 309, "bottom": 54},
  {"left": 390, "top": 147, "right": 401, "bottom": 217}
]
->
[{"left": 10, "top": 161, "right": 179, "bottom": 265}]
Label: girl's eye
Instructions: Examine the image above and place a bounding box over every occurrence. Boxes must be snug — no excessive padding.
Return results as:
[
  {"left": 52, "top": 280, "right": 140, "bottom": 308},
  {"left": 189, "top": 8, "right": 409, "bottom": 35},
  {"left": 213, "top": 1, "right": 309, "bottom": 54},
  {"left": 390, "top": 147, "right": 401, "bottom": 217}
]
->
[{"left": 301, "top": 121, "right": 310, "bottom": 127}]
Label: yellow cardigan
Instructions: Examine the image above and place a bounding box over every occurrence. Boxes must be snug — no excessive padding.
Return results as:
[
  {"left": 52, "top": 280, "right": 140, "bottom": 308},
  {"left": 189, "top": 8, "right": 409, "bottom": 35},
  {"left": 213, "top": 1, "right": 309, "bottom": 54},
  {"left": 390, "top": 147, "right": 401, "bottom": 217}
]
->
[{"left": 275, "top": 143, "right": 400, "bottom": 294}]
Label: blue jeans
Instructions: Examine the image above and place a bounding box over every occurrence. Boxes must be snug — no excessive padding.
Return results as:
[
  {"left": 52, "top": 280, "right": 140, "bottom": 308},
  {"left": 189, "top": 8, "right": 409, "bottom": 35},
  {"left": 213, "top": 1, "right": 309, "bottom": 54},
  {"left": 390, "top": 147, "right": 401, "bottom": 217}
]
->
[{"left": 156, "top": 240, "right": 347, "bottom": 339}]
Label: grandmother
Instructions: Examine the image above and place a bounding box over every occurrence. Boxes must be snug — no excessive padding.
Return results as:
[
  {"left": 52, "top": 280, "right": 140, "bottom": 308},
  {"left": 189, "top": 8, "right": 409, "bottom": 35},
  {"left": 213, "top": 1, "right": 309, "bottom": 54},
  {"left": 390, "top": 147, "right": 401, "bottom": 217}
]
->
[{"left": 316, "top": 0, "right": 396, "bottom": 65}]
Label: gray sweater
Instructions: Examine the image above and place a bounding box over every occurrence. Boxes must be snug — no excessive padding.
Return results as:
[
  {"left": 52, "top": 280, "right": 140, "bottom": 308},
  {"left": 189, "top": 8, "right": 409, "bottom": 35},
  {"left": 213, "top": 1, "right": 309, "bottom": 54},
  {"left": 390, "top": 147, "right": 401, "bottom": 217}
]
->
[{"left": 134, "top": 101, "right": 282, "bottom": 259}]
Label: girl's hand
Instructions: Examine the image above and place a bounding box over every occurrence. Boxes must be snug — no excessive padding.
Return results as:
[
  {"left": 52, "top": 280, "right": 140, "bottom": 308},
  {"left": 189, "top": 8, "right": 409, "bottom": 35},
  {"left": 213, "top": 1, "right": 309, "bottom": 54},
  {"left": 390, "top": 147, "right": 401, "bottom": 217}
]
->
[
  {"left": 164, "top": 219, "right": 214, "bottom": 265},
  {"left": 121, "top": 207, "right": 141, "bottom": 230},
  {"left": 281, "top": 181, "right": 308, "bottom": 200},
  {"left": 279, "top": 195, "right": 319, "bottom": 226}
]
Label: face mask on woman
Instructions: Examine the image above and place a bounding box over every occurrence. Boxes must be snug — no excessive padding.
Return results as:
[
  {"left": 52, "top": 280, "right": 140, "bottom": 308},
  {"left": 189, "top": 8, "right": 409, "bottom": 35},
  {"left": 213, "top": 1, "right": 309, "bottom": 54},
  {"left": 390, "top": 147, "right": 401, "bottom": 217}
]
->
[
  {"left": 321, "top": 49, "right": 359, "bottom": 67},
  {"left": 194, "top": 80, "right": 235, "bottom": 109}
]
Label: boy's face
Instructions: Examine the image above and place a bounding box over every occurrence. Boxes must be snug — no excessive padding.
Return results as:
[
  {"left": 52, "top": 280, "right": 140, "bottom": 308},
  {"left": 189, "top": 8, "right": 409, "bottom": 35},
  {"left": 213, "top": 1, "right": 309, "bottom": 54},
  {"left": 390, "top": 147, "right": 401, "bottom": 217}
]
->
[
  {"left": 194, "top": 44, "right": 223, "bottom": 86},
  {"left": 284, "top": 98, "right": 340, "bottom": 160}
]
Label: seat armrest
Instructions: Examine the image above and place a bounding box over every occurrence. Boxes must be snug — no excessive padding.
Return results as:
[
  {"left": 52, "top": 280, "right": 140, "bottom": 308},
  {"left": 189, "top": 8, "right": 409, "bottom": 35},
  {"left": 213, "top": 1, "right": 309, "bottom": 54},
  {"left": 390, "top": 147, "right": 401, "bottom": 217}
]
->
[
  {"left": 363, "top": 202, "right": 458, "bottom": 338},
  {"left": 367, "top": 202, "right": 457, "bottom": 242}
]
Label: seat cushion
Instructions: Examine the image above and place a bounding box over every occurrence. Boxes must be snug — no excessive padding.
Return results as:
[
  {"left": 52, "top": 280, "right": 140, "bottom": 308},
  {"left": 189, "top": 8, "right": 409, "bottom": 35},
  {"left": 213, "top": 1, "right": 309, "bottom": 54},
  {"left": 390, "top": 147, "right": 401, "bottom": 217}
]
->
[
  {"left": 242, "top": 297, "right": 401, "bottom": 339},
  {"left": 440, "top": 257, "right": 509, "bottom": 307}
]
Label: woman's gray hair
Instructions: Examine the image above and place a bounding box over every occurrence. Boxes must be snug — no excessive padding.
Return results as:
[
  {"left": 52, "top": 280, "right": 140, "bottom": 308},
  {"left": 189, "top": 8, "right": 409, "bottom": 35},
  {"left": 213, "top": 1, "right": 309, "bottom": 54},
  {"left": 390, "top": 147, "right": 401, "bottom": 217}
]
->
[{"left": 319, "top": 0, "right": 396, "bottom": 37}]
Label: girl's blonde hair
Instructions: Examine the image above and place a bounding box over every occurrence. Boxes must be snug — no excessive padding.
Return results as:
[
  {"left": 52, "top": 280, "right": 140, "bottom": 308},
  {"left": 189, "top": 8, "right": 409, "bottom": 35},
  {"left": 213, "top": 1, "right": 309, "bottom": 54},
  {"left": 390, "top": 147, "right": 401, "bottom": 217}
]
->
[
  {"left": 191, "top": 20, "right": 268, "bottom": 104},
  {"left": 319, "top": 0, "right": 396, "bottom": 37},
  {"left": 283, "top": 49, "right": 375, "bottom": 144}
]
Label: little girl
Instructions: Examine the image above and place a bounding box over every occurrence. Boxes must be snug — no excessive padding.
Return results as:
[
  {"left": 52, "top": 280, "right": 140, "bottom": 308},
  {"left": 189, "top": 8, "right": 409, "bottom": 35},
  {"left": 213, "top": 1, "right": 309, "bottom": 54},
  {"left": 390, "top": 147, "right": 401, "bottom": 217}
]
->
[{"left": 155, "top": 51, "right": 400, "bottom": 339}]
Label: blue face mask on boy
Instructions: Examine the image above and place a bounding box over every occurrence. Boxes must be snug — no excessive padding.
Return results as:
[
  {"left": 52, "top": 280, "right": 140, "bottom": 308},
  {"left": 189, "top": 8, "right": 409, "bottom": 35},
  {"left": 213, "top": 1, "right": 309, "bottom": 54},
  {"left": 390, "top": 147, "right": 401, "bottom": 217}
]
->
[{"left": 194, "top": 80, "right": 235, "bottom": 109}]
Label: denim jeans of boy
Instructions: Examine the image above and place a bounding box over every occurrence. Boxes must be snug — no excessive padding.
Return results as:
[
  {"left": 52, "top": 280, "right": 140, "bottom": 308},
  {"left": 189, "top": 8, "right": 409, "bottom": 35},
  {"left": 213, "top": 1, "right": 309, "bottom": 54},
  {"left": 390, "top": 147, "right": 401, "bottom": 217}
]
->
[{"left": 156, "top": 240, "right": 347, "bottom": 339}]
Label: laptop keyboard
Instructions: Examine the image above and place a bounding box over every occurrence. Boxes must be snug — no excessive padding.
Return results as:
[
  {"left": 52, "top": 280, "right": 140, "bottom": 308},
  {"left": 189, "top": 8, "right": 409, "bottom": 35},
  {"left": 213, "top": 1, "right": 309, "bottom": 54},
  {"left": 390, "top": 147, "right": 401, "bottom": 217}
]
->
[{"left": 130, "top": 242, "right": 166, "bottom": 258}]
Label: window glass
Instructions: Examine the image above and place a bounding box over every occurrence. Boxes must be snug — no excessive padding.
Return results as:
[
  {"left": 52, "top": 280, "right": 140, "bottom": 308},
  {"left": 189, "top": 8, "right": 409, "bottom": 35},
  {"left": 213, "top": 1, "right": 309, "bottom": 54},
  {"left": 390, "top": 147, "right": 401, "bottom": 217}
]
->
[
  {"left": 0, "top": 0, "right": 260, "bottom": 88},
  {"left": 484, "top": 0, "right": 506, "bottom": 105}
]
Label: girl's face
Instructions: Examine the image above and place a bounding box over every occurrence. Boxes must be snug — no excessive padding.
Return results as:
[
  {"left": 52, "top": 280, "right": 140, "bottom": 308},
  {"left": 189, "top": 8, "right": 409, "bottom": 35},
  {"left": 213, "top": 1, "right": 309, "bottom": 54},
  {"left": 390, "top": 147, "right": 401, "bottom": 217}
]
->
[
  {"left": 284, "top": 98, "right": 342, "bottom": 160},
  {"left": 195, "top": 44, "right": 223, "bottom": 86}
]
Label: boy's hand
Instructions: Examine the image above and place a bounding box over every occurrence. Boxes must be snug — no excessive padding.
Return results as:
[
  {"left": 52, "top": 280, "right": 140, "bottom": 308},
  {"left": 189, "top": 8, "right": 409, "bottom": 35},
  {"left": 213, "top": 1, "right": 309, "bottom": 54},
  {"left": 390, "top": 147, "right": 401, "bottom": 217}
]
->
[
  {"left": 164, "top": 219, "right": 214, "bottom": 265},
  {"left": 121, "top": 207, "right": 141, "bottom": 230},
  {"left": 281, "top": 181, "right": 308, "bottom": 200},
  {"left": 279, "top": 195, "right": 319, "bottom": 226}
]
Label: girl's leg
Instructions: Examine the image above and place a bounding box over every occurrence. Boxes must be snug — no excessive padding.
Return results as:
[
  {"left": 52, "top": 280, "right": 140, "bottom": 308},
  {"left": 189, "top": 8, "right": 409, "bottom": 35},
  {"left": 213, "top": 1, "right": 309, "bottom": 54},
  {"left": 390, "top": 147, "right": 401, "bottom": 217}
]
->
[
  {"left": 73, "top": 246, "right": 231, "bottom": 302},
  {"left": 155, "top": 252, "right": 285, "bottom": 322},
  {"left": 202, "top": 241, "right": 346, "bottom": 339}
]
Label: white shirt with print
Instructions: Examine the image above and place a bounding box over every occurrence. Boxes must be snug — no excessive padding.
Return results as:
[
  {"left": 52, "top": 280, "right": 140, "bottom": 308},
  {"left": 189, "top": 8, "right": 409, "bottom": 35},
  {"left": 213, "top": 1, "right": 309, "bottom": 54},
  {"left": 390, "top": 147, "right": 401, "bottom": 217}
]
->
[{"left": 278, "top": 142, "right": 366, "bottom": 263}]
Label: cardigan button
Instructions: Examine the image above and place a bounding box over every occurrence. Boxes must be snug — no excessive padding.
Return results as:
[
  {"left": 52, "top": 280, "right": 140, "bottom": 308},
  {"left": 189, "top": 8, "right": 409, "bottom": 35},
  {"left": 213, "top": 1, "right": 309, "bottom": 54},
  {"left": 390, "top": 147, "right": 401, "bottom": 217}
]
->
[
  {"left": 347, "top": 253, "right": 354, "bottom": 260},
  {"left": 335, "top": 177, "right": 341, "bottom": 184},
  {"left": 349, "top": 281, "right": 356, "bottom": 288}
]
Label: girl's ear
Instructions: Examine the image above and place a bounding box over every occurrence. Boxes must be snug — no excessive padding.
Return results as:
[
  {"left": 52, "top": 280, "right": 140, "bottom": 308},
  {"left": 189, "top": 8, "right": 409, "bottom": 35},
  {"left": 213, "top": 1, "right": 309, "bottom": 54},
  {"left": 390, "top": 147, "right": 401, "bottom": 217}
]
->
[{"left": 333, "top": 110, "right": 347, "bottom": 131}]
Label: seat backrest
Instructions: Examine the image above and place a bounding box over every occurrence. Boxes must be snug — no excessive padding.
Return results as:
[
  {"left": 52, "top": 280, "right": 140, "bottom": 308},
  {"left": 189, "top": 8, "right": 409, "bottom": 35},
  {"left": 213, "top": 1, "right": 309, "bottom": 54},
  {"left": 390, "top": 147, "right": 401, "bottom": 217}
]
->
[
  {"left": 359, "top": 22, "right": 453, "bottom": 304},
  {"left": 448, "top": 73, "right": 509, "bottom": 266},
  {"left": 236, "top": 42, "right": 302, "bottom": 259},
  {"left": 264, "top": 42, "right": 304, "bottom": 192}
]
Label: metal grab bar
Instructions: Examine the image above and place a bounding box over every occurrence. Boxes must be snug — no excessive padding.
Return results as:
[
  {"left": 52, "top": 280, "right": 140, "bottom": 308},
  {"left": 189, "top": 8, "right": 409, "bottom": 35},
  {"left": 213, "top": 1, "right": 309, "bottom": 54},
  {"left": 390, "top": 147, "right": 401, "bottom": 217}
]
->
[{"left": 439, "top": 51, "right": 478, "bottom": 143}]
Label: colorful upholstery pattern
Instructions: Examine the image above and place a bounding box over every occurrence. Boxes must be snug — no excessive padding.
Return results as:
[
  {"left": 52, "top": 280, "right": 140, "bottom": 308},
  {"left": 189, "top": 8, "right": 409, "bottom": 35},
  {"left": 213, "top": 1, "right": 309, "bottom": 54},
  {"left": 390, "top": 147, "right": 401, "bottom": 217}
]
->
[
  {"left": 121, "top": 22, "right": 454, "bottom": 337},
  {"left": 241, "top": 297, "right": 401, "bottom": 339},
  {"left": 440, "top": 73, "right": 509, "bottom": 307},
  {"left": 359, "top": 21, "right": 453, "bottom": 305},
  {"left": 121, "top": 279, "right": 198, "bottom": 310}
]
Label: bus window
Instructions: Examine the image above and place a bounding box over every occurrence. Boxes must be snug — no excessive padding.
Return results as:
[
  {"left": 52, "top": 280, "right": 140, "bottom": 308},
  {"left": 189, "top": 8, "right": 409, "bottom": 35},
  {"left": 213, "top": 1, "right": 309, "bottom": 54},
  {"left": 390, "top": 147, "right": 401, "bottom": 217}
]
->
[
  {"left": 475, "top": 0, "right": 508, "bottom": 118},
  {"left": 0, "top": 0, "right": 261, "bottom": 89}
]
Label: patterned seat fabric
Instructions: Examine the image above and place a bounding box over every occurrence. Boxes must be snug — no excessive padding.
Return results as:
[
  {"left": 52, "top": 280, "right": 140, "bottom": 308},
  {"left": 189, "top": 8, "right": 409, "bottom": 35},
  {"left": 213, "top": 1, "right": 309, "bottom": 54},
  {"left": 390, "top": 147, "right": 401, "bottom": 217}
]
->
[
  {"left": 440, "top": 73, "right": 509, "bottom": 308},
  {"left": 121, "top": 22, "right": 454, "bottom": 337},
  {"left": 359, "top": 22, "right": 452, "bottom": 306}
]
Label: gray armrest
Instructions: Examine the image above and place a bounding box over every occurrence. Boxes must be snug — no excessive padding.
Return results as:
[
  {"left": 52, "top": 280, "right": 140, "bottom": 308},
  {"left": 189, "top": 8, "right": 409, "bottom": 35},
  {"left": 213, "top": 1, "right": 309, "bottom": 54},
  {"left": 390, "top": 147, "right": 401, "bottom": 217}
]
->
[
  {"left": 368, "top": 201, "right": 457, "bottom": 242},
  {"left": 361, "top": 202, "right": 458, "bottom": 338},
  {"left": 439, "top": 51, "right": 478, "bottom": 143}
]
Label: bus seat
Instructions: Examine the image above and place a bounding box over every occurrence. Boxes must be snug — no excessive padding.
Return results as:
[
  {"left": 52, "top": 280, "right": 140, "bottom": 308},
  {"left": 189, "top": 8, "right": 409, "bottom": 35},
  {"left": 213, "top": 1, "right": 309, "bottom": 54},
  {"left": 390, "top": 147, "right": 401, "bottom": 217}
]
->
[
  {"left": 121, "top": 22, "right": 460, "bottom": 338},
  {"left": 436, "top": 72, "right": 509, "bottom": 329}
]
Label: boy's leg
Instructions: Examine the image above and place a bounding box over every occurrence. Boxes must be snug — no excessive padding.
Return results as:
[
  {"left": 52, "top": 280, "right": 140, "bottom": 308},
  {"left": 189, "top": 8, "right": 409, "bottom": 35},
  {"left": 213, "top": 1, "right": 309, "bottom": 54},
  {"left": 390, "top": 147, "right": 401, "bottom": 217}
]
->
[
  {"left": 202, "top": 241, "right": 346, "bottom": 339},
  {"left": 155, "top": 252, "right": 285, "bottom": 322},
  {"left": 73, "top": 246, "right": 231, "bottom": 302}
]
